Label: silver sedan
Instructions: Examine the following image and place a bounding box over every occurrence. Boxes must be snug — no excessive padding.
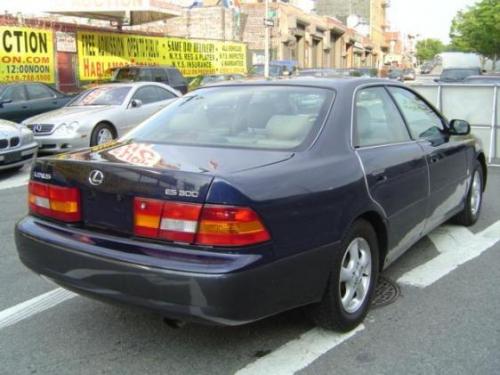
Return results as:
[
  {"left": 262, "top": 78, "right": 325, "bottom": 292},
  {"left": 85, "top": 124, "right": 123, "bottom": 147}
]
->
[
  {"left": 22, "top": 82, "right": 180, "bottom": 153},
  {"left": 0, "top": 119, "right": 38, "bottom": 171}
]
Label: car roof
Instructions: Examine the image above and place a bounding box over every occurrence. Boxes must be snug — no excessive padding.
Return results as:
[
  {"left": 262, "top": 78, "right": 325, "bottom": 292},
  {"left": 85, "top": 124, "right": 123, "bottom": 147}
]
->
[
  {"left": 89, "top": 81, "right": 175, "bottom": 89},
  {"left": 195, "top": 77, "right": 399, "bottom": 90}
]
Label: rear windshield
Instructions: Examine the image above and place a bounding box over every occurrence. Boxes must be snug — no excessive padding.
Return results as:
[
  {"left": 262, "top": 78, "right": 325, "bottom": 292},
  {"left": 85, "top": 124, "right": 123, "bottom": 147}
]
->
[{"left": 124, "top": 85, "right": 334, "bottom": 150}]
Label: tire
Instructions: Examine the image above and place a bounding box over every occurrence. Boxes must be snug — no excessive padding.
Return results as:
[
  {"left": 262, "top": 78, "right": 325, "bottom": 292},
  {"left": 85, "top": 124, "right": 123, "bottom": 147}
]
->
[
  {"left": 453, "top": 160, "right": 483, "bottom": 226},
  {"left": 90, "top": 123, "right": 115, "bottom": 146},
  {"left": 308, "top": 219, "right": 379, "bottom": 332}
]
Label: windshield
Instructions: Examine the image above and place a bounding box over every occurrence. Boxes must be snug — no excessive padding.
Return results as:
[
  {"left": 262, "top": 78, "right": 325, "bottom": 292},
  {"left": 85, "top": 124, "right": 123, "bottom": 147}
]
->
[
  {"left": 113, "top": 68, "right": 138, "bottom": 81},
  {"left": 252, "top": 65, "right": 282, "bottom": 76},
  {"left": 441, "top": 69, "right": 480, "bottom": 81},
  {"left": 69, "top": 86, "right": 131, "bottom": 106},
  {"left": 124, "top": 85, "right": 334, "bottom": 150}
]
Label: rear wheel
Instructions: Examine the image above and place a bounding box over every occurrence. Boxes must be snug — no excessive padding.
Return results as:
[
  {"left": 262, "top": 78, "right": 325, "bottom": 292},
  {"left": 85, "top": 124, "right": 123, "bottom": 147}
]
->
[
  {"left": 90, "top": 123, "right": 115, "bottom": 146},
  {"left": 309, "top": 219, "right": 379, "bottom": 332},
  {"left": 453, "top": 161, "right": 483, "bottom": 226}
]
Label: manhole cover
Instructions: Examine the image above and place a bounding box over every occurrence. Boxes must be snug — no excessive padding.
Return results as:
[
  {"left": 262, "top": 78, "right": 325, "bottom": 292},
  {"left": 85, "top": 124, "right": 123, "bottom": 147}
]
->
[{"left": 372, "top": 276, "right": 400, "bottom": 307}]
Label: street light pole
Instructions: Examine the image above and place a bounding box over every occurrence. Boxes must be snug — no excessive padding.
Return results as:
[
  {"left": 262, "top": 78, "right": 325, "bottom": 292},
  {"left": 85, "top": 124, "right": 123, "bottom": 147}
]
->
[{"left": 264, "top": 0, "right": 270, "bottom": 78}]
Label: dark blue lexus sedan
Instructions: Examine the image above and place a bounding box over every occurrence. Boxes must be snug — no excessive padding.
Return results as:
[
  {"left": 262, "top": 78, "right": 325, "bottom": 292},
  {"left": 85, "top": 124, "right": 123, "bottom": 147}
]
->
[{"left": 15, "top": 78, "right": 486, "bottom": 331}]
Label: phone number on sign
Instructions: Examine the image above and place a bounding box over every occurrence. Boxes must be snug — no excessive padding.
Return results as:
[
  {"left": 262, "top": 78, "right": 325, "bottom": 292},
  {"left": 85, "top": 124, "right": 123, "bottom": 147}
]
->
[{"left": 2, "top": 73, "right": 52, "bottom": 82}]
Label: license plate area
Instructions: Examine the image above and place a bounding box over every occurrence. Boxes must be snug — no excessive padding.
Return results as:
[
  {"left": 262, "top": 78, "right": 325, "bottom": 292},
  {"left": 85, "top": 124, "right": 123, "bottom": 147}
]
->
[
  {"left": 82, "top": 190, "right": 133, "bottom": 233},
  {"left": 4, "top": 151, "right": 22, "bottom": 164}
]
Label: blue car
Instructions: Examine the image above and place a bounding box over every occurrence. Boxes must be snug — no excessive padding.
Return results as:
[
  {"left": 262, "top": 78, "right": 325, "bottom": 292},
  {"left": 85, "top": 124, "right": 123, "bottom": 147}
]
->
[{"left": 15, "top": 79, "right": 486, "bottom": 331}]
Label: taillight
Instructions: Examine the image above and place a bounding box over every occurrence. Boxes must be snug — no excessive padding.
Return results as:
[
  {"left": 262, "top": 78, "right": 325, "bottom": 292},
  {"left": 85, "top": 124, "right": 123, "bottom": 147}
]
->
[
  {"left": 133, "top": 197, "right": 270, "bottom": 247},
  {"left": 29, "top": 181, "right": 81, "bottom": 222},
  {"left": 196, "top": 205, "right": 271, "bottom": 246}
]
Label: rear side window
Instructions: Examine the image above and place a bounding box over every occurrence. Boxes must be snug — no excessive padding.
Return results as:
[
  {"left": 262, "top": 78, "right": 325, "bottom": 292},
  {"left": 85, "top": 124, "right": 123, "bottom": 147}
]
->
[
  {"left": 137, "top": 69, "right": 153, "bottom": 81},
  {"left": 133, "top": 86, "right": 162, "bottom": 105},
  {"left": 167, "top": 69, "right": 185, "bottom": 85},
  {"left": 388, "top": 87, "right": 444, "bottom": 139},
  {"left": 124, "top": 86, "right": 334, "bottom": 151},
  {"left": 154, "top": 87, "right": 177, "bottom": 100},
  {"left": 26, "top": 84, "right": 55, "bottom": 100},
  {"left": 152, "top": 68, "right": 168, "bottom": 82},
  {"left": 1, "top": 85, "right": 27, "bottom": 102},
  {"left": 355, "top": 87, "right": 410, "bottom": 147}
]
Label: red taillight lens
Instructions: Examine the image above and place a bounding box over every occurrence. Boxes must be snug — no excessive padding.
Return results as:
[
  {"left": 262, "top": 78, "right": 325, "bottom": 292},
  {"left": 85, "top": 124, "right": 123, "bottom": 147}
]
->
[
  {"left": 29, "top": 181, "right": 81, "bottom": 222},
  {"left": 196, "top": 205, "right": 271, "bottom": 246},
  {"left": 159, "top": 202, "right": 202, "bottom": 243},
  {"left": 133, "top": 198, "right": 163, "bottom": 238},
  {"left": 133, "top": 198, "right": 270, "bottom": 247}
]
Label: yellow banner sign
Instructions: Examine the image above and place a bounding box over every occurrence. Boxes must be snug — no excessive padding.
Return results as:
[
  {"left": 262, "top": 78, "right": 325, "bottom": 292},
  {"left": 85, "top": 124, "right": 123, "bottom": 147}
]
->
[
  {"left": 0, "top": 27, "right": 55, "bottom": 83},
  {"left": 77, "top": 31, "right": 246, "bottom": 80}
]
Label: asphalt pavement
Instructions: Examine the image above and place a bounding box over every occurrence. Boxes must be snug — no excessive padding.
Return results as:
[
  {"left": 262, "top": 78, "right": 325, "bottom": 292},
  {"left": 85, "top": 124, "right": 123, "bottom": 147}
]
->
[{"left": 0, "top": 165, "right": 499, "bottom": 375}]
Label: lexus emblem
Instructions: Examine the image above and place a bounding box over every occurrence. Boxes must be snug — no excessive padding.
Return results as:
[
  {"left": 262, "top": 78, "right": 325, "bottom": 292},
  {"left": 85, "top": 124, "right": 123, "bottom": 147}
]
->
[
  {"left": 34, "top": 124, "right": 43, "bottom": 133},
  {"left": 89, "top": 170, "right": 104, "bottom": 186}
]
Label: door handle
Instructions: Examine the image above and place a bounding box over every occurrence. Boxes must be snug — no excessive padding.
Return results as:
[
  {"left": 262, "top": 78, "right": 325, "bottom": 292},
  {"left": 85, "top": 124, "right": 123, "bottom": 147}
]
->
[
  {"left": 21, "top": 105, "right": 28, "bottom": 109},
  {"left": 372, "top": 169, "right": 388, "bottom": 183},
  {"left": 430, "top": 155, "right": 440, "bottom": 164}
]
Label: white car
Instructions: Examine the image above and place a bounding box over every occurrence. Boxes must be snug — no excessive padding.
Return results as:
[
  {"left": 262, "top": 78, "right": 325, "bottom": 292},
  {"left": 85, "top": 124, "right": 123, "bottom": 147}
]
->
[
  {"left": 0, "top": 119, "right": 38, "bottom": 171},
  {"left": 22, "top": 82, "right": 180, "bottom": 153}
]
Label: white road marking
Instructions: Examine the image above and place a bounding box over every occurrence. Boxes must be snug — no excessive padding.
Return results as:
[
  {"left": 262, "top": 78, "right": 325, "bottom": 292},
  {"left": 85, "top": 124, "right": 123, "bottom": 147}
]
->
[
  {"left": 398, "top": 221, "right": 500, "bottom": 287},
  {"left": 0, "top": 167, "right": 30, "bottom": 190},
  {"left": 235, "top": 325, "right": 364, "bottom": 375},
  {"left": 0, "top": 288, "right": 76, "bottom": 330}
]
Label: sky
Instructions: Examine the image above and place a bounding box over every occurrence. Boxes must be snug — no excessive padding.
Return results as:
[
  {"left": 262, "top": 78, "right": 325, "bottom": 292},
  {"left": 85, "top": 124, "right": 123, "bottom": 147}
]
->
[{"left": 387, "top": 0, "right": 478, "bottom": 43}]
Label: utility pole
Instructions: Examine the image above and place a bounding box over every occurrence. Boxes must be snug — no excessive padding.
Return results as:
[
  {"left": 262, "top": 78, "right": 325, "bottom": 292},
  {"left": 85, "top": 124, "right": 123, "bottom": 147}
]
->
[{"left": 264, "top": 0, "right": 270, "bottom": 78}]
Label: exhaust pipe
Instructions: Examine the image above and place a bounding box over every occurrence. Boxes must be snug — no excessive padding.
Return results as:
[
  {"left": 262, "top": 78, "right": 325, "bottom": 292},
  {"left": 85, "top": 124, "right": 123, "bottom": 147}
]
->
[{"left": 163, "top": 317, "right": 186, "bottom": 329}]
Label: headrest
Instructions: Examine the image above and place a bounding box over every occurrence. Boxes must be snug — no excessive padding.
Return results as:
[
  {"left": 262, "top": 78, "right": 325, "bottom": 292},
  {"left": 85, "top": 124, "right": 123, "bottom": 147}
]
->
[{"left": 266, "top": 115, "right": 312, "bottom": 140}]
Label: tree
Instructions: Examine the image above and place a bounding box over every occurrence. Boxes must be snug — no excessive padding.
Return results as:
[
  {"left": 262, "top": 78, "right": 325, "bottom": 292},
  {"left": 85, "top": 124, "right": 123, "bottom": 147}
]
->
[
  {"left": 416, "top": 38, "right": 445, "bottom": 62},
  {"left": 449, "top": 0, "right": 500, "bottom": 69}
]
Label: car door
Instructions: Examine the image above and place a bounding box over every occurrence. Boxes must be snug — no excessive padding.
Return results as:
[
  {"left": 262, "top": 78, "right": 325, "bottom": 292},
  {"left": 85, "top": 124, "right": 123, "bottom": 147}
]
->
[
  {"left": 387, "top": 86, "right": 469, "bottom": 231},
  {"left": 25, "top": 83, "right": 64, "bottom": 119},
  {"left": 0, "top": 85, "right": 30, "bottom": 122},
  {"left": 354, "top": 86, "right": 429, "bottom": 265},
  {"left": 122, "top": 85, "right": 174, "bottom": 134}
]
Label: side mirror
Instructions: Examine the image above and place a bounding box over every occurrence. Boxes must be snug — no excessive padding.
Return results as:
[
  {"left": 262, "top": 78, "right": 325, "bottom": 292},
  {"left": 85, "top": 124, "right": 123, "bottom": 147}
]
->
[
  {"left": 130, "top": 99, "right": 142, "bottom": 108},
  {"left": 0, "top": 99, "right": 12, "bottom": 108},
  {"left": 433, "top": 78, "right": 439, "bottom": 83},
  {"left": 449, "top": 119, "right": 471, "bottom": 135}
]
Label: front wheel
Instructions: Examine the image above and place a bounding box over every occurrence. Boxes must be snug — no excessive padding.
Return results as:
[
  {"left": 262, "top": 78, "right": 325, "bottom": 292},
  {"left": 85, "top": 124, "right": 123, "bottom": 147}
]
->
[
  {"left": 90, "top": 123, "right": 115, "bottom": 146},
  {"left": 453, "top": 161, "right": 483, "bottom": 226},
  {"left": 309, "top": 219, "right": 379, "bottom": 332}
]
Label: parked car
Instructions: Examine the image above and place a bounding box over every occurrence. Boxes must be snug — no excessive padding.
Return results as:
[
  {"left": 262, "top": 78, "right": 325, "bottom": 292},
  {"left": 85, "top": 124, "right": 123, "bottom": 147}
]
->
[
  {"left": 16, "top": 78, "right": 486, "bottom": 332},
  {"left": 188, "top": 74, "right": 246, "bottom": 90},
  {"left": 271, "top": 60, "right": 299, "bottom": 75},
  {"left": 387, "top": 68, "right": 405, "bottom": 81},
  {"left": 463, "top": 75, "right": 500, "bottom": 85},
  {"left": 22, "top": 82, "right": 180, "bottom": 153},
  {"left": 420, "top": 62, "right": 434, "bottom": 74},
  {"left": 251, "top": 63, "right": 292, "bottom": 77},
  {"left": 111, "top": 66, "right": 188, "bottom": 94},
  {"left": 403, "top": 68, "right": 416, "bottom": 80},
  {"left": 352, "top": 67, "right": 379, "bottom": 78},
  {"left": 437, "top": 67, "right": 481, "bottom": 83},
  {"left": 0, "top": 83, "right": 73, "bottom": 123},
  {"left": 0, "top": 119, "right": 38, "bottom": 171}
]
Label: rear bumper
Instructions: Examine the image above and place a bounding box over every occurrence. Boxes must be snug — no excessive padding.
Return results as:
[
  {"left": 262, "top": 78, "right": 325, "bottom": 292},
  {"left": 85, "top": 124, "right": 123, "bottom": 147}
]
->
[{"left": 15, "top": 216, "right": 336, "bottom": 325}]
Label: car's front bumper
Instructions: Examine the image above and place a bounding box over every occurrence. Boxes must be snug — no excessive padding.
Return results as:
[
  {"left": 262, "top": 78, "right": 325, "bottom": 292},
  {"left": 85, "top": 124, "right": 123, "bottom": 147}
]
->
[
  {"left": 35, "top": 134, "right": 88, "bottom": 154},
  {"left": 15, "top": 216, "right": 335, "bottom": 325},
  {"left": 0, "top": 142, "right": 38, "bottom": 170}
]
